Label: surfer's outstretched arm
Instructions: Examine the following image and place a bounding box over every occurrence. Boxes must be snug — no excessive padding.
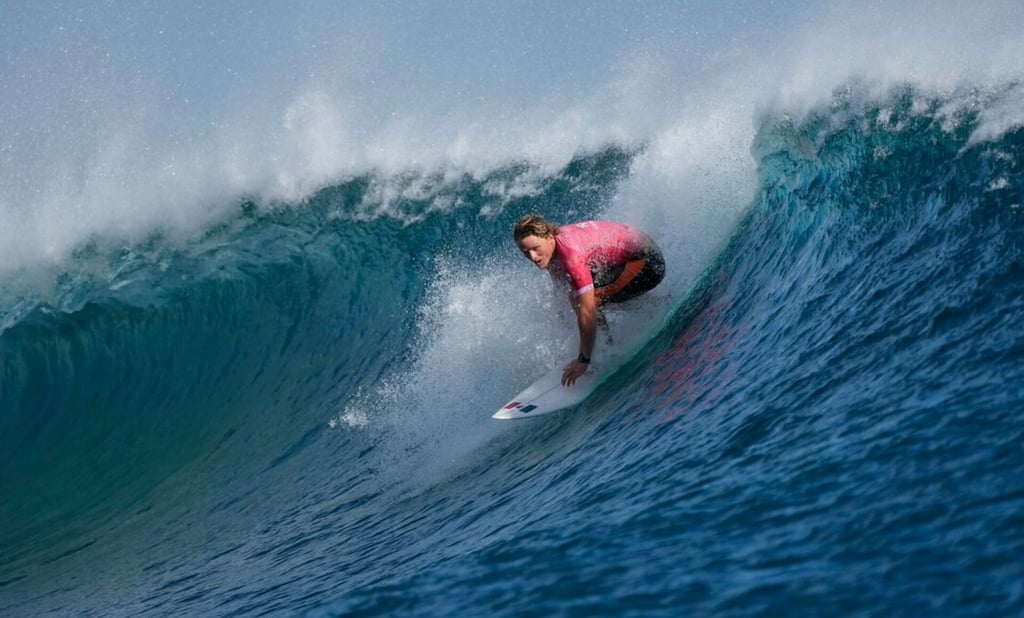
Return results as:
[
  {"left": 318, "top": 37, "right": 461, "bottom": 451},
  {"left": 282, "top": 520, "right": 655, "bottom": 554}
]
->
[{"left": 563, "top": 290, "right": 597, "bottom": 386}]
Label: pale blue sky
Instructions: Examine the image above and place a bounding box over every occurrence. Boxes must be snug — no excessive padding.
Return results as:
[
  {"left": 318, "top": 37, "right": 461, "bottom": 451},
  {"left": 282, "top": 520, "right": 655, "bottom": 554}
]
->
[{"left": 1, "top": 2, "right": 790, "bottom": 149}]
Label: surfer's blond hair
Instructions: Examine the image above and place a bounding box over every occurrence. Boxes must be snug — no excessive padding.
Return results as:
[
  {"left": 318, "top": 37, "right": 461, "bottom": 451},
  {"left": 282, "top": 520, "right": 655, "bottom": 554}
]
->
[{"left": 513, "top": 214, "right": 559, "bottom": 241}]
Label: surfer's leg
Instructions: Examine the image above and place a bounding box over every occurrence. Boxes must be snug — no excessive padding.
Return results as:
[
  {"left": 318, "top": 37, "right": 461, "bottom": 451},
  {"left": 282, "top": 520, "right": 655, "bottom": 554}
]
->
[
  {"left": 594, "top": 246, "right": 666, "bottom": 305},
  {"left": 596, "top": 308, "right": 613, "bottom": 344}
]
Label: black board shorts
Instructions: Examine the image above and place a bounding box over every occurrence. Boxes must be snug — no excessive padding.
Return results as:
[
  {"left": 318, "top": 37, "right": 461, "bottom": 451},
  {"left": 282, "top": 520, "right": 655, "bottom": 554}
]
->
[{"left": 592, "top": 242, "right": 666, "bottom": 305}]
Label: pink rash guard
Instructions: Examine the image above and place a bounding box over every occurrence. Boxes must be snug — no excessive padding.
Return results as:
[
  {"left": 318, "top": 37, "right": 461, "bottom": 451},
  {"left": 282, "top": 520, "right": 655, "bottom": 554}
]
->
[{"left": 551, "top": 220, "right": 652, "bottom": 297}]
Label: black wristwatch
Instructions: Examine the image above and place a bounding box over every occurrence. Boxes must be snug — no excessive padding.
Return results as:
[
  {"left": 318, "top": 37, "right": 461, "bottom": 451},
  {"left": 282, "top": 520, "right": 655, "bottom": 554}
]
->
[{"left": 577, "top": 353, "right": 591, "bottom": 364}]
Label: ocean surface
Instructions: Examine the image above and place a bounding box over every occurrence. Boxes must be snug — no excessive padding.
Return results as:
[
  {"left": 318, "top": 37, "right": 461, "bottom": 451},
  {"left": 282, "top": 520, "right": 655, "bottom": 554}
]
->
[{"left": 3, "top": 3, "right": 1024, "bottom": 616}]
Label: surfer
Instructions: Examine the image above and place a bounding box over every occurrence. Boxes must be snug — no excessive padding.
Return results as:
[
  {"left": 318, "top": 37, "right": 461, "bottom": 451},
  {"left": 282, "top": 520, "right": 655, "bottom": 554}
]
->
[{"left": 513, "top": 214, "right": 665, "bottom": 386}]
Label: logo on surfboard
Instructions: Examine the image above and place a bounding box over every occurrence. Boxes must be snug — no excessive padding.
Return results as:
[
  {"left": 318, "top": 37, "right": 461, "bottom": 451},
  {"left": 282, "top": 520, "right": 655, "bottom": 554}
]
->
[{"left": 502, "top": 401, "right": 538, "bottom": 414}]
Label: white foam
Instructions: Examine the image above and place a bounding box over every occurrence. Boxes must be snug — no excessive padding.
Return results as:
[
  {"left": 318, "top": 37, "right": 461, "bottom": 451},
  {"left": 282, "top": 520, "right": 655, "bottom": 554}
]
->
[{"left": 3, "top": 1, "right": 1022, "bottom": 276}]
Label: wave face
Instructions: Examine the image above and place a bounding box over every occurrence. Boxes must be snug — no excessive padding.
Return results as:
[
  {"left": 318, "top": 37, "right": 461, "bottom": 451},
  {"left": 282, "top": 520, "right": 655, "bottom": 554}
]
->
[{"left": 2, "top": 82, "right": 1023, "bottom": 616}]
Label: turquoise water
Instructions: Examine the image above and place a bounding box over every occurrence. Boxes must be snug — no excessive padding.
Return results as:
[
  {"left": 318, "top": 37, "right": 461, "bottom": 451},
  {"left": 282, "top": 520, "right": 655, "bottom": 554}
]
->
[{"left": 2, "top": 84, "right": 1023, "bottom": 615}]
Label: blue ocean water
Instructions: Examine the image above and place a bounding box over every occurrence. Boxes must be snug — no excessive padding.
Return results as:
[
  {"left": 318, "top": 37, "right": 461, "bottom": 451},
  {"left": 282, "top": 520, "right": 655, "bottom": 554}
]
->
[{"left": 2, "top": 80, "right": 1023, "bottom": 616}]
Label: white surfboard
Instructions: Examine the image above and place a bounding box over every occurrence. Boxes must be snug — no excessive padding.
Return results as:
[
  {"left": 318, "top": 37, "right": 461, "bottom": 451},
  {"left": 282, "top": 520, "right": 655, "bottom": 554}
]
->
[
  {"left": 492, "top": 362, "right": 605, "bottom": 419},
  {"left": 493, "top": 292, "right": 675, "bottom": 420}
]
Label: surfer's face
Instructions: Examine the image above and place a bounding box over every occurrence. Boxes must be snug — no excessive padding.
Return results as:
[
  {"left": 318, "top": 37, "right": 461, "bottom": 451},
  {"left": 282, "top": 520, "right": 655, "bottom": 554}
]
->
[{"left": 516, "top": 234, "right": 556, "bottom": 269}]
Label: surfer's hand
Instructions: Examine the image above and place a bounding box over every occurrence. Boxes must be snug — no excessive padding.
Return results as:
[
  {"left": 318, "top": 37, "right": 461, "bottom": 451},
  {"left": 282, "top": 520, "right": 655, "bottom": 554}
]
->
[{"left": 562, "top": 359, "right": 588, "bottom": 386}]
